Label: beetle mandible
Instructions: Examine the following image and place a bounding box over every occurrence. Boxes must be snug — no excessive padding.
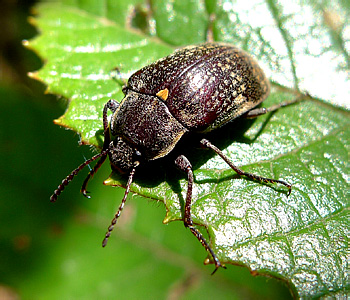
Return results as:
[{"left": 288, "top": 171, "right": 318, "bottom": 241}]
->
[{"left": 51, "top": 42, "right": 300, "bottom": 274}]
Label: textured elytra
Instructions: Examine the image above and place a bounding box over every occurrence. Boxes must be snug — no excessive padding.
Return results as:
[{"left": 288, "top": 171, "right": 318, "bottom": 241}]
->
[{"left": 128, "top": 42, "right": 270, "bottom": 132}]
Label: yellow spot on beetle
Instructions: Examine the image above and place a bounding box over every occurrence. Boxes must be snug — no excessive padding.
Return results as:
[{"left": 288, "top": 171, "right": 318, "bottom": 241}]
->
[{"left": 156, "top": 88, "right": 169, "bottom": 101}]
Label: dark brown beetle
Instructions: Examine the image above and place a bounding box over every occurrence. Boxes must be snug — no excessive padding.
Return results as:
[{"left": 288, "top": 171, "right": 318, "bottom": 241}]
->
[{"left": 51, "top": 43, "right": 300, "bottom": 274}]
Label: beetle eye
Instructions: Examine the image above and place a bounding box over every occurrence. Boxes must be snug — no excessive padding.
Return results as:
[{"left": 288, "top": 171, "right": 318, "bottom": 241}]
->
[{"left": 108, "top": 137, "right": 134, "bottom": 173}]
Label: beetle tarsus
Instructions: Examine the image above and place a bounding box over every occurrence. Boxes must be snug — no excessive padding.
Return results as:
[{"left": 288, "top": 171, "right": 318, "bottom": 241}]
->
[
  {"left": 211, "top": 263, "right": 226, "bottom": 275},
  {"left": 81, "top": 189, "right": 91, "bottom": 198}
]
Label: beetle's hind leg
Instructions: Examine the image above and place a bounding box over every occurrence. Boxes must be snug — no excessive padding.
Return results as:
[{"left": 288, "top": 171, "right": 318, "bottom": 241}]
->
[
  {"left": 200, "top": 139, "right": 292, "bottom": 196},
  {"left": 175, "top": 155, "right": 226, "bottom": 275},
  {"left": 243, "top": 94, "right": 307, "bottom": 119}
]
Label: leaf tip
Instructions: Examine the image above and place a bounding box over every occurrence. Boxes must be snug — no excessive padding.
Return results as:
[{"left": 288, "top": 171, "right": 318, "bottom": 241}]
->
[
  {"left": 103, "top": 177, "right": 114, "bottom": 186},
  {"left": 27, "top": 15, "right": 37, "bottom": 27},
  {"left": 53, "top": 118, "right": 63, "bottom": 125},
  {"left": 27, "top": 71, "right": 38, "bottom": 79},
  {"left": 162, "top": 215, "right": 171, "bottom": 224},
  {"left": 22, "top": 39, "right": 30, "bottom": 47},
  {"left": 103, "top": 174, "right": 124, "bottom": 187},
  {"left": 162, "top": 213, "right": 179, "bottom": 224}
]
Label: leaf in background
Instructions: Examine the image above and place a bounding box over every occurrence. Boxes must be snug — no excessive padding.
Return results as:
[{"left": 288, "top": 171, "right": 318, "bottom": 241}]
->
[{"left": 25, "top": 1, "right": 349, "bottom": 298}]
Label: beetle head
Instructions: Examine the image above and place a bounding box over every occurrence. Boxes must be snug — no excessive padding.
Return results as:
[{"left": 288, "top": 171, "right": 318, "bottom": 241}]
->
[{"left": 108, "top": 136, "right": 138, "bottom": 173}]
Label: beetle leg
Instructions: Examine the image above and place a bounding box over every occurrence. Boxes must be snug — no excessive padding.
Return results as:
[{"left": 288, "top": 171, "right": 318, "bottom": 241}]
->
[
  {"left": 200, "top": 139, "right": 292, "bottom": 196},
  {"left": 175, "top": 155, "right": 226, "bottom": 274},
  {"left": 243, "top": 95, "right": 306, "bottom": 119},
  {"left": 81, "top": 99, "right": 120, "bottom": 197}
]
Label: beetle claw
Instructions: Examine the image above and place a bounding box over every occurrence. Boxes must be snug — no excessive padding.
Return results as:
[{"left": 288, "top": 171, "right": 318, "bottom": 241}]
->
[
  {"left": 211, "top": 263, "right": 226, "bottom": 275},
  {"left": 81, "top": 189, "right": 91, "bottom": 198}
]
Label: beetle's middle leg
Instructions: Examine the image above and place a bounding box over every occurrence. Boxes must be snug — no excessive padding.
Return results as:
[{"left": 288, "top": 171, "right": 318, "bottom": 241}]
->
[
  {"left": 81, "top": 99, "right": 120, "bottom": 197},
  {"left": 175, "top": 155, "right": 226, "bottom": 274},
  {"left": 200, "top": 139, "right": 292, "bottom": 196}
]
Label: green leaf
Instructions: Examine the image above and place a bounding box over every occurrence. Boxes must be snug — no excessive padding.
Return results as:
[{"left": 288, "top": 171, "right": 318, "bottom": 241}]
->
[
  {"left": 25, "top": 1, "right": 349, "bottom": 298},
  {"left": 27, "top": 3, "right": 173, "bottom": 145}
]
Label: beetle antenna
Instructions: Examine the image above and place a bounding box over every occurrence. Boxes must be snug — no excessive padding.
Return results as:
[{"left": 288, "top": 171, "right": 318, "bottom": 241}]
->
[
  {"left": 50, "top": 149, "right": 109, "bottom": 202},
  {"left": 102, "top": 161, "right": 139, "bottom": 247}
]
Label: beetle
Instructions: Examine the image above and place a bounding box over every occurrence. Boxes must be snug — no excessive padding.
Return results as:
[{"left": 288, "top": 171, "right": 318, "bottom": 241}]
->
[{"left": 51, "top": 42, "right": 301, "bottom": 274}]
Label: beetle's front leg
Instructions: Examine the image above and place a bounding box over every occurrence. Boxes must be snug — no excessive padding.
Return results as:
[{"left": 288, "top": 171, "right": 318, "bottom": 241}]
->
[
  {"left": 81, "top": 99, "right": 120, "bottom": 197},
  {"left": 175, "top": 155, "right": 226, "bottom": 274}
]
